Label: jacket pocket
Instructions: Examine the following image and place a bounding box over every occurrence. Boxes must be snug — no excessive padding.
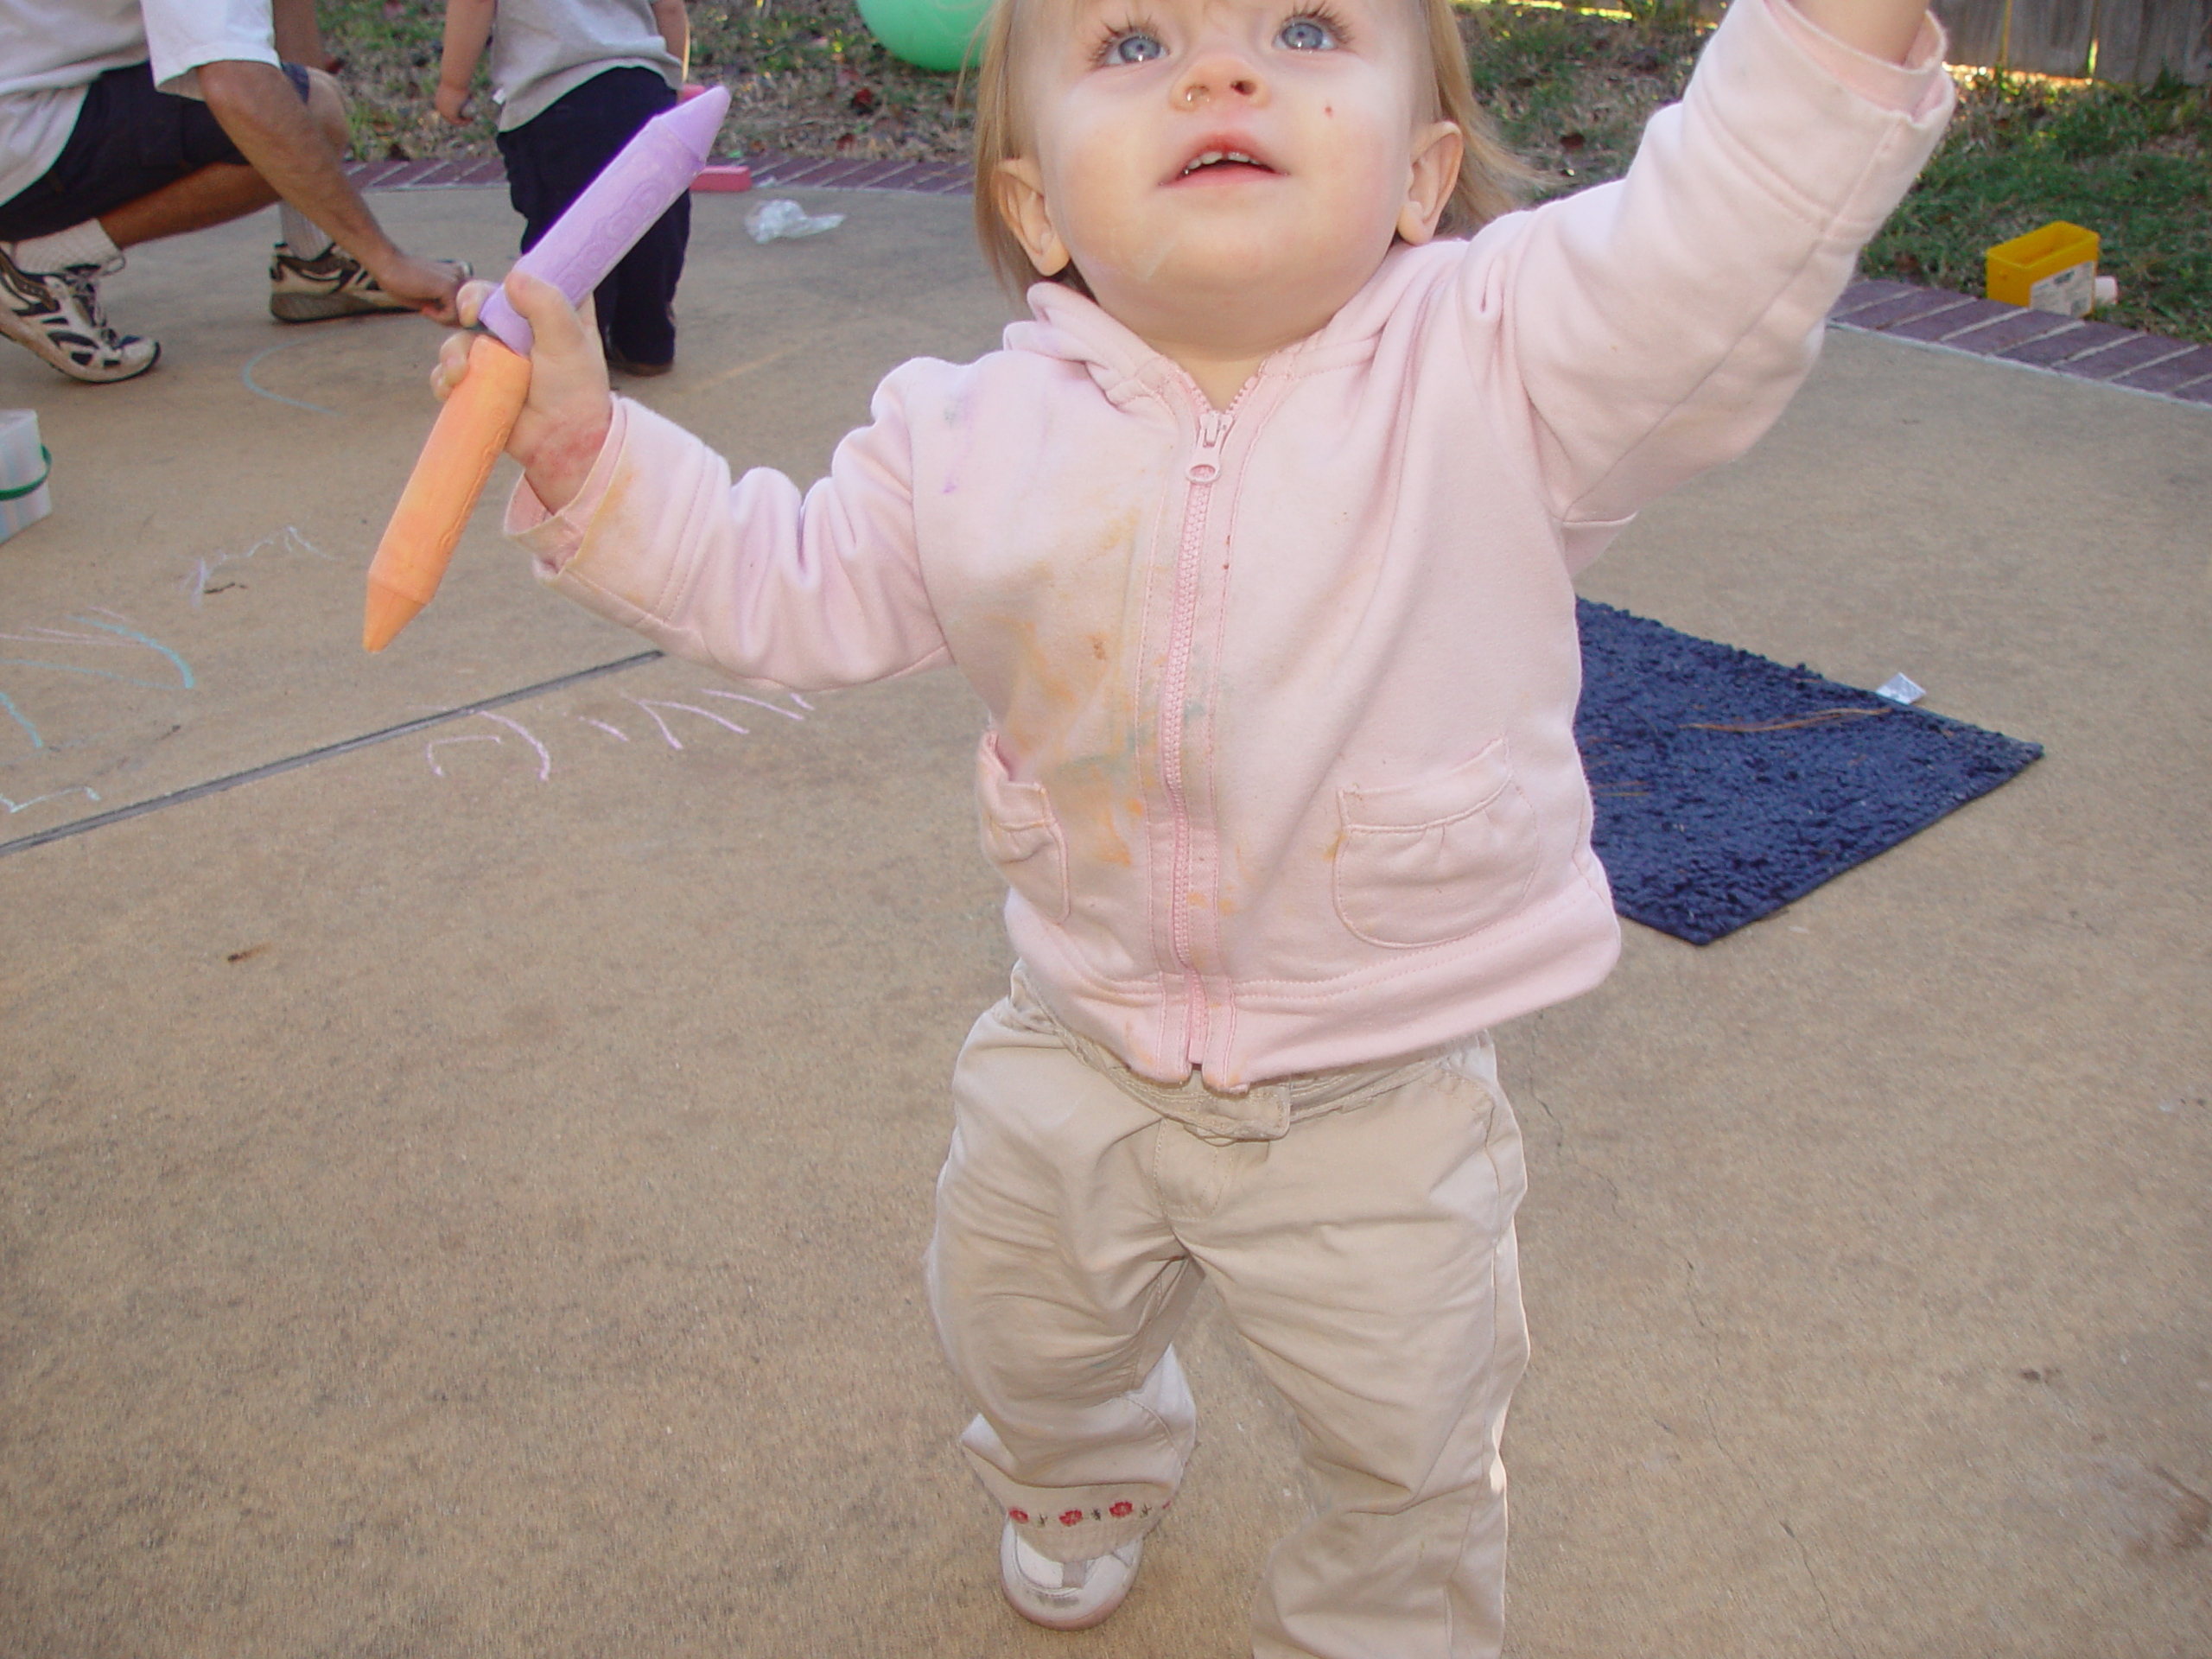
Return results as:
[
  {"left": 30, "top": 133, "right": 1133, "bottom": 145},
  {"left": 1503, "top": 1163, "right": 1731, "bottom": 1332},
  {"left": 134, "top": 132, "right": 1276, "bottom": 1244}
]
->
[
  {"left": 976, "top": 729, "right": 1071, "bottom": 924},
  {"left": 1332, "top": 739, "right": 1541, "bottom": 948}
]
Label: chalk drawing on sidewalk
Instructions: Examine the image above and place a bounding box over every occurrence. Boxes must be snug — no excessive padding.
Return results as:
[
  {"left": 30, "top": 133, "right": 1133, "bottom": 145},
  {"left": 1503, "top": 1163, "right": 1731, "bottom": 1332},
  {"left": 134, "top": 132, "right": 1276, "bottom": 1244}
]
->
[
  {"left": 425, "top": 734, "right": 500, "bottom": 777},
  {"left": 476, "top": 711, "right": 552, "bottom": 779},
  {"left": 626, "top": 697, "right": 750, "bottom": 749},
  {"left": 0, "top": 690, "right": 41, "bottom": 752},
  {"left": 186, "top": 525, "right": 331, "bottom": 606},
  {"left": 422, "top": 711, "right": 553, "bottom": 780},
  {"left": 241, "top": 341, "right": 340, "bottom": 416},
  {"left": 420, "top": 689, "right": 812, "bottom": 780},
  {"left": 701, "top": 688, "right": 806, "bottom": 721},
  {"left": 0, "top": 610, "right": 195, "bottom": 690},
  {"left": 3, "top": 785, "right": 100, "bottom": 814}
]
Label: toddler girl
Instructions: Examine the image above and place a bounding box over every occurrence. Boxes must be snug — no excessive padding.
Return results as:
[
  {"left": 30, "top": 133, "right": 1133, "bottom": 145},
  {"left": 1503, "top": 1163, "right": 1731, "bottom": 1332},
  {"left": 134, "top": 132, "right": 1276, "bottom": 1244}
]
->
[
  {"left": 437, "top": 0, "right": 692, "bottom": 374},
  {"left": 438, "top": 0, "right": 1952, "bottom": 1650}
]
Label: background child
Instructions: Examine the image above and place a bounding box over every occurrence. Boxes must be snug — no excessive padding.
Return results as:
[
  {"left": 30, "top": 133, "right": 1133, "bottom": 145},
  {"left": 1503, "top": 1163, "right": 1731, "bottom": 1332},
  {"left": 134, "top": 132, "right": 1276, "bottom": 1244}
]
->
[
  {"left": 435, "top": 0, "right": 1951, "bottom": 1649},
  {"left": 437, "top": 0, "right": 691, "bottom": 374}
]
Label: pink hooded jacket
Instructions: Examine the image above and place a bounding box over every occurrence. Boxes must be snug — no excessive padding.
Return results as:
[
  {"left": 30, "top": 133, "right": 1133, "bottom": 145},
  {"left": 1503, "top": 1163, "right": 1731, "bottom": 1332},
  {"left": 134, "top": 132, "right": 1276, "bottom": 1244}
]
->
[{"left": 513, "top": 0, "right": 1953, "bottom": 1090}]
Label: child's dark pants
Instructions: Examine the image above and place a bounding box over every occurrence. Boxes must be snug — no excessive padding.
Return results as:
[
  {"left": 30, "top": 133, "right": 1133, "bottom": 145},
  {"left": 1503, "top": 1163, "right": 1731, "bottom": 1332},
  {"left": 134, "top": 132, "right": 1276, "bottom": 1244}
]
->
[{"left": 496, "top": 67, "right": 689, "bottom": 369}]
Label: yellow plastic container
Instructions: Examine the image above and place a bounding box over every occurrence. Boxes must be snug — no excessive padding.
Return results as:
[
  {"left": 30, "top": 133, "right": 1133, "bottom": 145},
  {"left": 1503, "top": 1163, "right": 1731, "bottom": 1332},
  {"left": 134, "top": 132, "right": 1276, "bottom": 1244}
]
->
[{"left": 1986, "top": 221, "right": 2101, "bottom": 318}]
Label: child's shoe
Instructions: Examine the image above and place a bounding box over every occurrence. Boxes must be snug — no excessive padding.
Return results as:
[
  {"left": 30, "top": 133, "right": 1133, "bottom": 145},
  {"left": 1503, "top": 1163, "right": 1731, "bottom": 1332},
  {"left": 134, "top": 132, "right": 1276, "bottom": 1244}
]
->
[
  {"left": 998, "top": 1521, "right": 1142, "bottom": 1631},
  {"left": 606, "top": 348, "right": 673, "bottom": 378}
]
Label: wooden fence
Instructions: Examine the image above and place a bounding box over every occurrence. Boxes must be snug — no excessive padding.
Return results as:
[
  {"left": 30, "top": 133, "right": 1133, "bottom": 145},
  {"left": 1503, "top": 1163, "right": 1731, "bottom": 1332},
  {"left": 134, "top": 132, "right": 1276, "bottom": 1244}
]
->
[
  {"left": 1675, "top": 0, "right": 2211, "bottom": 80},
  {"left": 1932, "top": 0, "right": 2211, "bottom": 81}
]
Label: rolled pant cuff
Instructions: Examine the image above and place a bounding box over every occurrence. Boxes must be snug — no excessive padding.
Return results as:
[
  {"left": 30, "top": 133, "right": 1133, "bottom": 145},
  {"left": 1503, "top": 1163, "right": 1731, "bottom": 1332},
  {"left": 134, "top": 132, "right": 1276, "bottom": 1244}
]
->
[{"left": 967, "top": 1462, "right": 1173, "bottom": 1563}]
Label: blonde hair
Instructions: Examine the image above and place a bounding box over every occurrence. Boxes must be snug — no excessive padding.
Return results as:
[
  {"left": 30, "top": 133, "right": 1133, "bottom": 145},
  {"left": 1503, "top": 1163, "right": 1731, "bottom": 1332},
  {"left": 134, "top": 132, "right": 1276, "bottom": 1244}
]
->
[{"left": 969, "top": 0, "right": 1530, "bottom": 297}]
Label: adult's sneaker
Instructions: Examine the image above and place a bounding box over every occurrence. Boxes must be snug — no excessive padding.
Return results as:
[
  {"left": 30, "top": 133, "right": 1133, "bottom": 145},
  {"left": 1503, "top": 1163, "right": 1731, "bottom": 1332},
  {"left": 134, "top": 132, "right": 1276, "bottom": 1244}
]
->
[
  {"left": 269, "top": 244, "right": 442, "bottom": 322},
  {"left": 0, "top": 245, "right": 159, "bottom": 383},
  {"left": 997, "top": 1522, "right": 1142, "bottom": 1631}
]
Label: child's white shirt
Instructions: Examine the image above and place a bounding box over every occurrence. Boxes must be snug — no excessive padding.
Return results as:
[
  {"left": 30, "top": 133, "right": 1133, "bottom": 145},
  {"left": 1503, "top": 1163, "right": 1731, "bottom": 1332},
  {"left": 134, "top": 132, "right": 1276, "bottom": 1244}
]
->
[{"left": 486, "top": 0, "right": 680, "bottom": 131}]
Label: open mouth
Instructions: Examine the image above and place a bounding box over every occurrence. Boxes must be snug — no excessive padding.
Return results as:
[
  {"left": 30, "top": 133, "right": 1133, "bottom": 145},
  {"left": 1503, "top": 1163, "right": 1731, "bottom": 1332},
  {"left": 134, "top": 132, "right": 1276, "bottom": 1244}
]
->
[{"left": 1178, "top": 149, "right": 1274, "bottom": 178}]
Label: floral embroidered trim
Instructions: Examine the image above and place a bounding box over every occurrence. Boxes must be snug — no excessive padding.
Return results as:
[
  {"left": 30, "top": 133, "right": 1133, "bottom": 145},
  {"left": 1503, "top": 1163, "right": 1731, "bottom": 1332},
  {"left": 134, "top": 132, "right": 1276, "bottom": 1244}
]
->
[{"left": 1006, "top": 1500, "right": 1159, "bottom": 1528}]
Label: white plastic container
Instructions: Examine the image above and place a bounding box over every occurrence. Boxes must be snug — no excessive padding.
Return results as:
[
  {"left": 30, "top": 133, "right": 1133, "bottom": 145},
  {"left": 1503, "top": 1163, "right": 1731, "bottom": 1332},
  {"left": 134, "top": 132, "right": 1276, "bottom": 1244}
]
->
[{"left": 0, "top": 408, "right": 52, "bottom": 543}]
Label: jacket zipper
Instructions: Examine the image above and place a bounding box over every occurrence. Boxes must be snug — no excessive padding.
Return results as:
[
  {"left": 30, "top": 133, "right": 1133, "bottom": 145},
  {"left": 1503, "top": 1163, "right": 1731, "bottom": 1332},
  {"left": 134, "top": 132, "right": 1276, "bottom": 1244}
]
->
[{"left": 1160, "top": 397, "right": 1239, "bottom": 1071}]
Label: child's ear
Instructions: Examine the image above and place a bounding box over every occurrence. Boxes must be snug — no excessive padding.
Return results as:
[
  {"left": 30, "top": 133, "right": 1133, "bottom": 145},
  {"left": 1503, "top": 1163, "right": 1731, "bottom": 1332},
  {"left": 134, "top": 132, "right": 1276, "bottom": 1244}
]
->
[
  {"left": 995, "top": 157, "right": 1072, "bottom": 277},
  {"left": 1396, "top": 120, "right": 1465, "bottom": 245}
]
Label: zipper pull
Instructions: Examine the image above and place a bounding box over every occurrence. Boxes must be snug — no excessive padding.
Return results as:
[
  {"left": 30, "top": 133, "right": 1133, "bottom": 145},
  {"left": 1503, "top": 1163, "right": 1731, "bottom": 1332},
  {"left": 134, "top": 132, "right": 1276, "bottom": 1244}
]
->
[{"left": 1187, "top": 408, "right": 1232, "bottom": 483}]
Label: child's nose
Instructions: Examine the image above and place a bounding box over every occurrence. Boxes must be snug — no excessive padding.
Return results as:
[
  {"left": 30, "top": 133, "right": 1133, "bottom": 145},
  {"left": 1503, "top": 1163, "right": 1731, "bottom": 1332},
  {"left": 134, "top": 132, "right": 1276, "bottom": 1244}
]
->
[{"left": 1173, "top": 49, "right": 1266, "bottom": 108}]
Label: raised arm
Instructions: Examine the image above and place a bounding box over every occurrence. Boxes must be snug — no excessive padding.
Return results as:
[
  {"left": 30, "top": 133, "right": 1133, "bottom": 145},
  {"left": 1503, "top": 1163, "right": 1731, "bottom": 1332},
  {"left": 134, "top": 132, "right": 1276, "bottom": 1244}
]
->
[
  {"left": 1790, "top": 0, "right": 1931, "bottom": 63},
  {"left": 1478, "top": 0, "right": 1951, "bottom": 558}
]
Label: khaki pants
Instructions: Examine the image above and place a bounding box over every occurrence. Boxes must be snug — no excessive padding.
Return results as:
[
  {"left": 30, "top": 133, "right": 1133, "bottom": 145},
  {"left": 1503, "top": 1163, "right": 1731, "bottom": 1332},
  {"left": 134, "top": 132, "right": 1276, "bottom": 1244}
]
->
[{"left": 925, "top": 969, "right": 1530, "bottom": 1659}]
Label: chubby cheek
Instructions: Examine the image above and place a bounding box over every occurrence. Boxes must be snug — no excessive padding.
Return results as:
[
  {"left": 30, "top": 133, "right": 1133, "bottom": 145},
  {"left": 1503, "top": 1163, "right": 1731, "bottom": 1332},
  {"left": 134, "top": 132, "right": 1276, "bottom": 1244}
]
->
[
  {"left": 1311, "top": 134, "right": 1412, "bottom": 255},
  {"left": 1046, "top": 144, "right": 1175, "bottom": 283}
]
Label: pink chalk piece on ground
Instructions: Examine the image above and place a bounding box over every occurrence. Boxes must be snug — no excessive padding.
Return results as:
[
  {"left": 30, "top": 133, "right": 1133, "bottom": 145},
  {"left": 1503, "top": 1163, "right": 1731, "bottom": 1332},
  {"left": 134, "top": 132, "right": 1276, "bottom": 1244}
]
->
[
  {"left": 478, "top": 84, "right": 731, "bottom": 356},
  {"left": 690, "top": 163, "right": 753, "bottom": 193}
]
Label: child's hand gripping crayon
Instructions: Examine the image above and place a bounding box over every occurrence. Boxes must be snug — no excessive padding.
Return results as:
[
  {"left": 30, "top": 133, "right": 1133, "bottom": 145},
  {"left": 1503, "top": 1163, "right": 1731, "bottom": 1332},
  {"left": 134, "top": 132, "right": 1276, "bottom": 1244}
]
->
[{"left": 362, "top": 84, "right": 733, "bottom": 652}]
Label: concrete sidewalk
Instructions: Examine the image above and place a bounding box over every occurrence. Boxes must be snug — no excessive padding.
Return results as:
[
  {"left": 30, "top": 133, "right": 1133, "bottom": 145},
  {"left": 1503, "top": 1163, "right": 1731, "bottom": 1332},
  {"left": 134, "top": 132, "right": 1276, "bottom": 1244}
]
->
[{"left": 2, "top": 188, "right": 2206, "bottom": 1658}]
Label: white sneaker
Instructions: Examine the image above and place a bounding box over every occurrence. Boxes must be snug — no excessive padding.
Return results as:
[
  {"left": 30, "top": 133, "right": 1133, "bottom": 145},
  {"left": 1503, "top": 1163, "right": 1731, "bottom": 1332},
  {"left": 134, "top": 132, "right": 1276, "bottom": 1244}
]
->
[
  {"left": 269, "top": 244, "right": 469, "bottom": 322},
  {"left": 998, "top": 1521, "right": 1142, "bottom": 1631},
  {"left": 0, "top": 244, "right": 158, "bottom": 382}
]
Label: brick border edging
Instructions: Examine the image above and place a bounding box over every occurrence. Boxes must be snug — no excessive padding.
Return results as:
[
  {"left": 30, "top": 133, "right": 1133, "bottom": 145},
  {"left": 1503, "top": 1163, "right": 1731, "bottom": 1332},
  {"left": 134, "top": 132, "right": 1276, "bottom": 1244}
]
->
[
  {"left": 344, "top": 162, "right": 2210, "bottom": 406},
  {"left": 1829, "top": 279, "right": 2212, "bottom": 405},
  {"left": 344, "top": 156, "right": 509, "bottom": 189}
]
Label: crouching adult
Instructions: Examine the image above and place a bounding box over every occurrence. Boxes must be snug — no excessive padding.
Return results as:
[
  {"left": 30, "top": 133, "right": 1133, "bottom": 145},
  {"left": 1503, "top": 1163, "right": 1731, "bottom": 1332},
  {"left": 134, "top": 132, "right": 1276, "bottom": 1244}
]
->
[{"left": 0, "top": 0, "right": 466, "bottom": 383}]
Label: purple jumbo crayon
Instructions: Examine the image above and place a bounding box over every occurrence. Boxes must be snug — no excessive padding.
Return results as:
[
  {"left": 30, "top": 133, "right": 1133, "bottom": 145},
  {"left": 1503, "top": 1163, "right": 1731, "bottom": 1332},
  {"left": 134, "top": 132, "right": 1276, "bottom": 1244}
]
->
[
  {"left": 477, "top": 82, "right": 732, "bottom": 356},
  {"left": 363, "top": 84, "right": 732, "bottom": 652}
]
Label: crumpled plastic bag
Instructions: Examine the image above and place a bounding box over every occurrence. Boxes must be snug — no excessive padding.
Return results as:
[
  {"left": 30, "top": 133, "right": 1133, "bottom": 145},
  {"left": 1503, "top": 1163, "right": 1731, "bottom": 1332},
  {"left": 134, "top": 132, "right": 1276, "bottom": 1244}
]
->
[{"left": 745, "top": 199, "right": 845, "bottom": 244}]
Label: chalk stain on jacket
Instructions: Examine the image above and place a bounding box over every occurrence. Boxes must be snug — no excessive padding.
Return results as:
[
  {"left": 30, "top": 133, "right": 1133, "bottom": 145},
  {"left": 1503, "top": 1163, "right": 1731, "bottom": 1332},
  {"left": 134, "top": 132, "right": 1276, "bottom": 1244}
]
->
[
  {"left": 1001, "top": 602, "right": 1143, "bottom": 874},
  {"left": 588, "top": 467, "right": 659, "bottom": 612}
]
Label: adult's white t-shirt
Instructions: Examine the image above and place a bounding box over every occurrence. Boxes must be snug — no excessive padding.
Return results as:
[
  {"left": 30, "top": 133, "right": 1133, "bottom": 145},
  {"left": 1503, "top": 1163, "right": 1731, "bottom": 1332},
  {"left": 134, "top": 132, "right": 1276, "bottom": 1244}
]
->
[{"left": 0, "top": 0, "right": 280, "bottom": 211}]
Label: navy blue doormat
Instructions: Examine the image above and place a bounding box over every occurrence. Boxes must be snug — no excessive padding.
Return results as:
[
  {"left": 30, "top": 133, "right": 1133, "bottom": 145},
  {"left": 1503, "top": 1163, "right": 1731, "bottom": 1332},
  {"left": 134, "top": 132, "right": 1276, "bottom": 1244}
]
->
[{"left": 1574, "top": 600, "right": 2043, "bottom": 945}]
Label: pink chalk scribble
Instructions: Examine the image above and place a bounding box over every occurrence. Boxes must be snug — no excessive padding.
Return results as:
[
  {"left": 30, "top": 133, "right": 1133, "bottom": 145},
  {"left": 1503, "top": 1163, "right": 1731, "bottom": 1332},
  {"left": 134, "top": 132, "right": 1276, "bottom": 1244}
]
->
[
  {"left": 474, "top": 711, "right": 552, "bottom": 779},
  {"left": 625, "top": 698, "right": 749, "bottom": 749},
  {"left": 425, "top": 734, "right": 501, "bottom": 777},
  {"left": 701, "top": 689, "right": 805, "bottom": 721},
  {"left": 423, "top": 712, "right": 553, "bottom": 781}
]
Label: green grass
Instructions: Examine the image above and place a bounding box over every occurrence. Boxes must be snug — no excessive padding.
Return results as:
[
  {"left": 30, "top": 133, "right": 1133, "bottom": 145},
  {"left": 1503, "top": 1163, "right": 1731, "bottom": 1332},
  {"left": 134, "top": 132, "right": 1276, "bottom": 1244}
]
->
[
  {"left": 1459, "top": 0, "right": 1704, "bottom": 194},
  {"left": 323, "top": 1, "right": 2210, "bottom": 344},
  {"left": 1865, "top": 70, "right": 2212, "bottom": 344},
  {"left": 321, "top": 0, "right": 973, "bottom": 165},
  {"left": 318, "top": 0, "right": 485, "bottom": 163},
  {"left": 1459, "top": 2, "right": 2211, "bottom": 346}
]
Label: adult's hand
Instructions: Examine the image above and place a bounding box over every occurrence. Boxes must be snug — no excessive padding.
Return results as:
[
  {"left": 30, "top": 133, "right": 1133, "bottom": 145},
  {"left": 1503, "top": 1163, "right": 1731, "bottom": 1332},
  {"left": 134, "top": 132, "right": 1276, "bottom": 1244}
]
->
[
  {"left": 197, "top": 60, "right": 464, "bottom": 321},
  {"left": 375, "top": 252, "right": 467, "bottom": 323}
]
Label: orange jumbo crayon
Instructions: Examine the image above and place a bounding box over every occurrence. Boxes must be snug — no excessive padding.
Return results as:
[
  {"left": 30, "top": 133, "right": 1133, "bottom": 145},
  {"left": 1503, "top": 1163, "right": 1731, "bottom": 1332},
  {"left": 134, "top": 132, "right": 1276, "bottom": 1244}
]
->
[
  {"left": 362, "top": 335, "right": 531, "bottom": 652},
  {"left": 362, "top": 85, "right": 732, "bottom": 652}
]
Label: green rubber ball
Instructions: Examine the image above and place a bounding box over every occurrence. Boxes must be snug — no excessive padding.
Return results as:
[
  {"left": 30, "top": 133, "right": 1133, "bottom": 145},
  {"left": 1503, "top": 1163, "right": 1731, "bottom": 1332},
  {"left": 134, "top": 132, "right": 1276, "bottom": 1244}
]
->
[{"left": 855, "top": 0, "right": 991, "bottom": 73}]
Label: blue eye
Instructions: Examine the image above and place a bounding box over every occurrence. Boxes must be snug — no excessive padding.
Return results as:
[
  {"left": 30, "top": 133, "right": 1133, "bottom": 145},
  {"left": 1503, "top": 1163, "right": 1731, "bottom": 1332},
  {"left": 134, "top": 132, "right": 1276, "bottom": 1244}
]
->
[
  {"left": 1276, "top": 16, "right": 1337, "bottom": 49},
  {"left": 1105, "top": 29, "right": 1165, "bottom": 63}
]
